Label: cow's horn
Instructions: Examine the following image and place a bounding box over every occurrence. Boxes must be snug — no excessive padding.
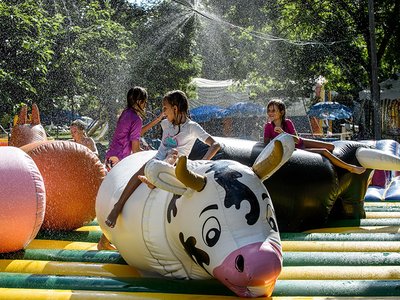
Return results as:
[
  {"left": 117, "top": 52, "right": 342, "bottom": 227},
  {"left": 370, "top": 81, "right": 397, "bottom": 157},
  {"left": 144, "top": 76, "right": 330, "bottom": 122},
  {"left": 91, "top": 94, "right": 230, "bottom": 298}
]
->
[
  {"left": 17, "top": 104, "right": 28, "bottom": 125},
  {"left": 31, "top": 103, "right": 41, "bottom": 125},
  {"left": 175, "top": 156, "right": 206, "bottom": 192}
]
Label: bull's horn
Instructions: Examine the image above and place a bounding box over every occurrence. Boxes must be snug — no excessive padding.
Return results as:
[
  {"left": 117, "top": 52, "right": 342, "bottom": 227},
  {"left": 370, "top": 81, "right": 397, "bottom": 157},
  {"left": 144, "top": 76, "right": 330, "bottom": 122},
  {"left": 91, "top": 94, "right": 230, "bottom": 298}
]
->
[
  {"left": 175, "top": 156, "right": 206, "bottom": 192},
  {"left": 252, "top": 133, "right": 295, "bottom": 181},
  {"left": 31, "top": 103, "right": 41, "bottom": 125},
  {"left": 356, "top": 148, "right": 400, "bottom": 170},
  {"left": 17, "top": 104, "right": 28, "bottom": 125}
]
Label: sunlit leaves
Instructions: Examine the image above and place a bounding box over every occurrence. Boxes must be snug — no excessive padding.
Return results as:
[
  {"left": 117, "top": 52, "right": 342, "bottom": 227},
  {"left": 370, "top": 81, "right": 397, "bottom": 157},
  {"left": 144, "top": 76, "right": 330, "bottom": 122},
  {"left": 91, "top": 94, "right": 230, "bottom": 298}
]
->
[
  {"left": 1, "top": 0, "right": 399, "bottom": 129},
  {"left": 0, "top": 0, "right": 63, "bottom": 113}
]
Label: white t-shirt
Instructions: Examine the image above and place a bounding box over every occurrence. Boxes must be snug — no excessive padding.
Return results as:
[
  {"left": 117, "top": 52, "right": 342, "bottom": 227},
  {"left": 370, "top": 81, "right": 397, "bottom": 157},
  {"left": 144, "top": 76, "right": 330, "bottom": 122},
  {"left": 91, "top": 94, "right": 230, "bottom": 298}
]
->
[{"left": 154, "top": 119, "right": 210, "bottom": 160}]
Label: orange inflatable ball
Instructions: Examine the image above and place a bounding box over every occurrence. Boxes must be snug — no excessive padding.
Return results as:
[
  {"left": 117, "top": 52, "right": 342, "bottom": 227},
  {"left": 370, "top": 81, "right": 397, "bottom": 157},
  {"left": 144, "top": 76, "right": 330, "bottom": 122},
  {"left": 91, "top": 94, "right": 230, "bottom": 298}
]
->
[
  {"left": 21, "top": 140, "right": 106, "bottom": 230},
  {"left": 0, "top": 146, "right": 46, "bottom": 253}
]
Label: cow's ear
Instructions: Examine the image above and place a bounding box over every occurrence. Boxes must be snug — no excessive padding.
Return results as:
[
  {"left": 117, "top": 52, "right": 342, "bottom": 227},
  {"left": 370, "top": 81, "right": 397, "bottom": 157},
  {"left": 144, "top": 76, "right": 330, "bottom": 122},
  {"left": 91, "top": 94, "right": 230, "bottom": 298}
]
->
[
  {"left": 144, "top": 159, "right": 187, "bottom": 195},
  {"left": 17, "top": 104, "right": 28, "bottom": 125},
  {"left": 31, "top": 103, "right": 41, "bottom": 125},
  {"left": 252, "top": 133, "right": 294, "bottom": 181}
]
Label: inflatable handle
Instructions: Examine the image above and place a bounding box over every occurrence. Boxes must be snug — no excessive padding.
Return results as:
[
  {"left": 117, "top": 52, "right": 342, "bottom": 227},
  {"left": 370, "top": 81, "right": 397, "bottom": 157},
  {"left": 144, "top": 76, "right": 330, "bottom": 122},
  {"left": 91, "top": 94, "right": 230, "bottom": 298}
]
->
[
  {"left": 144, "top": 159, "right": 187, "bottom": 195},
  {"left": 253, "top": 133, "right": 295, "bottom": 181},
  {"left": 356, "top": 148, "right": 400, "bottom": 170}
]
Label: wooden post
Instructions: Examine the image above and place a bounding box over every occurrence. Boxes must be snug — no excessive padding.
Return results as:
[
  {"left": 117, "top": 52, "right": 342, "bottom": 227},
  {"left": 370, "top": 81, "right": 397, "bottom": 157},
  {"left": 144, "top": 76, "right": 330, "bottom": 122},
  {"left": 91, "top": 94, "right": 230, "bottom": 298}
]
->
[{"left": 368, "top": 0, "right": 381, "bottom": 139}]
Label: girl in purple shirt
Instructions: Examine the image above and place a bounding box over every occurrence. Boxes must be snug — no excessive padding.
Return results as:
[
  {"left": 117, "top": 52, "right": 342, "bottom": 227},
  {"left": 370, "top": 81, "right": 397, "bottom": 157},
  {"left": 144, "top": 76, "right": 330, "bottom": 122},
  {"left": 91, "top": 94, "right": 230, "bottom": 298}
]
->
[
  {"left": 105, "top": 87, "right": 163, "bottom": 171},
  {"left": 104, "top": 90, "right": 221, "bottom": 229},
  {"left": 100, "top": 87, "right": 163, "bottom": 250},
  {"left": 264, "top": 99, "right": 365, "bottom": 174},
  {"left": 106, "top": 107, "right": 142, "bottom": 162}
]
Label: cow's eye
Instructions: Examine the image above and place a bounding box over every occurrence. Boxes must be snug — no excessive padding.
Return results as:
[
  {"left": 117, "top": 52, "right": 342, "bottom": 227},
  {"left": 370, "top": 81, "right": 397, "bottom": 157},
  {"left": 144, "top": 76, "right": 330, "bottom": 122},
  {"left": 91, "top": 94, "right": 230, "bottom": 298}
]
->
[{"left": 202, "top": 216, "right": 221, "bottom": 247}]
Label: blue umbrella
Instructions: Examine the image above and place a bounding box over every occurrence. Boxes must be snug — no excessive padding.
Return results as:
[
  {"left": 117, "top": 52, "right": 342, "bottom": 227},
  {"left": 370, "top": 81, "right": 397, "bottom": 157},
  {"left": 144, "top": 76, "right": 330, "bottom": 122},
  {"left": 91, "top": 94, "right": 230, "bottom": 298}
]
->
[
  {"left": 307, "top": 102, "right": 352, "bottom": 120},
  {"left": 190, "top": 105, "right": 225, "bottom": 122},
  {"left": 222, "top": 102, "right": 266, "bottom": 118}
]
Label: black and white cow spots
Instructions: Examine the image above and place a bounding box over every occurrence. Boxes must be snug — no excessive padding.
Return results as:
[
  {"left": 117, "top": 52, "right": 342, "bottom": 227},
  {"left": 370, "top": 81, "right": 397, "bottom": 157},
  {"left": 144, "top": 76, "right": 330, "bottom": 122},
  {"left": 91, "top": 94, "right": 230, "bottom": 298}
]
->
[
  {"left": 166, "top": 159, "right": 279, "bottom": 278},
  {"left": 179, "top": 232, "right": 211, "bottom": 275},
  {"left": 207, "top": 161, "right": 261, "bottom": 225},
  {"left": 167, "top": 194, "right": 180, "bottom": 224}
]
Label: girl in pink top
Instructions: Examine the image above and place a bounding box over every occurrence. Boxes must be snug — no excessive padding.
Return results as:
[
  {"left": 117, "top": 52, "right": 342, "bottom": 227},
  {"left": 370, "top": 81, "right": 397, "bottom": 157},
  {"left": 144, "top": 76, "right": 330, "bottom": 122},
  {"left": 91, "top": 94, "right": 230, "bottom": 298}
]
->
[
  {"left": 264, "top": 99, "right": 365, "bottom": 174},
  {"left": 264, "top": 115, "right": 303, "bottom": 149}
]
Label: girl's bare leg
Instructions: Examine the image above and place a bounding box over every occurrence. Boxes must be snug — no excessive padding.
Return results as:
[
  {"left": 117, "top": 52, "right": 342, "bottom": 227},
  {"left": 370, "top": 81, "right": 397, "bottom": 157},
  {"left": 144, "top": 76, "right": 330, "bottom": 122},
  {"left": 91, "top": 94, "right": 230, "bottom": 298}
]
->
[
  {"left": 105, "top": 164, "right": 146, "bottom": 228},
  {"left": 302, "top": 138, "right": 335, "bottom": 151},
  {"left": 307, "top": 148, "right": 366, "bottom": 174},
  {"left": 138, "top": 175, "right": 155, "bottom": 189}
]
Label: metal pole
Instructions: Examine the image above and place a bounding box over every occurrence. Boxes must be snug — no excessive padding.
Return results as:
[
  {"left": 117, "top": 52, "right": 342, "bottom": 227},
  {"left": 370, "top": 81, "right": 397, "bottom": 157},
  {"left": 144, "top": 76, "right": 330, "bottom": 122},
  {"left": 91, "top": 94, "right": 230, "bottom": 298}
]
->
[{"left": 368, "top": 0, "right": 381, "bottom": 139}]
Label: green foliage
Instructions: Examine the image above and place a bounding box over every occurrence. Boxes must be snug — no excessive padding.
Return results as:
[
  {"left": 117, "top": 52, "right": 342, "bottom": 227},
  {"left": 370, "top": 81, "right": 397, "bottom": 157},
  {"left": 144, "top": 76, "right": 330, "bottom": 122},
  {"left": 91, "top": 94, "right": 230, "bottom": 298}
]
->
[
  {"left": 200, "top": 0, "right": 399, "bottom": 102},
  {"left": 41, "top": 0, "right": 137, "bottom": 123},
  {"left": 0, "top": 0, "right": 399, "bottom": 133},
  {"left": 127, "top": 0, "right": 201, "bottom": 98},
  {"left": 0, "top": 0, "right": 63, "bottom": 114}
]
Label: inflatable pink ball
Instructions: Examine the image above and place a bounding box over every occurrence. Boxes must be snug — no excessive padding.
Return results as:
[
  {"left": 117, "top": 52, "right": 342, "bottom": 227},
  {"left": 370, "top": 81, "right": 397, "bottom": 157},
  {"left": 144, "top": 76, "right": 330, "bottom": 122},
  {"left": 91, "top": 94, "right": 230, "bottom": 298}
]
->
[{"left": 0, "top": 146, "right": 46, "bottom": 253}]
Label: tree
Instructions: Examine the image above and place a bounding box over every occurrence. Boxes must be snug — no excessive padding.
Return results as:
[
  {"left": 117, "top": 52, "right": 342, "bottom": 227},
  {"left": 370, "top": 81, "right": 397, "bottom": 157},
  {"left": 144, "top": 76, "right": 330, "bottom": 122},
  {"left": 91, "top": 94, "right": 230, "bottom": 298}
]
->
[
  {"left": 127, "top": 0, "right": 201, "bottom": 99},
  {"left": 41, "top": 0, "right": 138, "bottom": 127},
  {"left": 196, "top": 0, "right": 399, "bottom": 102},
  {"left": 0, "top": 0, "right": 63, "bottom": 120}
]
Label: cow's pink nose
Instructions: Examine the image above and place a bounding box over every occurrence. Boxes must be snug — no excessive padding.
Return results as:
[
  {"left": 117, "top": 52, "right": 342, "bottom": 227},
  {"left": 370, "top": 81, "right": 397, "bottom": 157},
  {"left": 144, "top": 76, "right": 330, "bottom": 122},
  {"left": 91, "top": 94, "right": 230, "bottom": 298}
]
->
[{"left": 213, "top": 241, "right": 282, "bottom": 297}]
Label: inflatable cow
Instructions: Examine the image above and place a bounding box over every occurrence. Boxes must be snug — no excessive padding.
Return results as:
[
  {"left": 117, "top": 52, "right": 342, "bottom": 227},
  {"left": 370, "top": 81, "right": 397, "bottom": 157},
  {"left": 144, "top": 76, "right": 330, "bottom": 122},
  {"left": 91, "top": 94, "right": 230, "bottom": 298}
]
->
[
  {"left": 96, "top": 134, "right": 295, "bottom": 298},
  {"left": 190, "top": 137, "right": 400, "bottom": 231}
]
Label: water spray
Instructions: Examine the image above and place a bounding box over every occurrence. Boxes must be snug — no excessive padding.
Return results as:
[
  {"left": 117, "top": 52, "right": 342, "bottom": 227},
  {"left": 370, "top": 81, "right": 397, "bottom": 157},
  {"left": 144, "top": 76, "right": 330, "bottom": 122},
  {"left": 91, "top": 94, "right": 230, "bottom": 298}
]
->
[
  {"left": 170, "top": 0, "right": 343, "bottom": 46},
  {"left": 171, "top": 0, "right": 213, "bottom": 21}
]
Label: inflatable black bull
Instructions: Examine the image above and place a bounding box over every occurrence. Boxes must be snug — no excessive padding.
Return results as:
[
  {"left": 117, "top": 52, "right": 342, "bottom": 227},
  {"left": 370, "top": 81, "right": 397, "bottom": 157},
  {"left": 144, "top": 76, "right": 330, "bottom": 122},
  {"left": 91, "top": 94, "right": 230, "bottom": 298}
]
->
[{"left": 189, "top": 137, "right": 398, "bottom": 232}]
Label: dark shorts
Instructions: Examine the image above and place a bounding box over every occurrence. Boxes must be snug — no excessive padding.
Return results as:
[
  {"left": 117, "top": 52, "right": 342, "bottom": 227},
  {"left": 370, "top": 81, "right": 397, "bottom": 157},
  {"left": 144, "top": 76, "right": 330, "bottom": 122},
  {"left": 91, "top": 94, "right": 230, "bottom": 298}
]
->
[{"left": 295, "top": 137, "right": 305, "bottom": 149}]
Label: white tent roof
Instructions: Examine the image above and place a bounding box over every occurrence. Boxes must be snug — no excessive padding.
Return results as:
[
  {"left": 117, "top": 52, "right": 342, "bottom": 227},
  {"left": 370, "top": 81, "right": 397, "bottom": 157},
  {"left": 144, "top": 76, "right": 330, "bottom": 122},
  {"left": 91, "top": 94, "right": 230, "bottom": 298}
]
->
[
  {"left": 191, "top": 78, "right": 234, "bottom": 87},
  {"left": 359, "top": 73, "right": 400, "bottom": 100},
  {"left": 286, "top": 98, "right": 309, "bottom": 117},
  {"left": 189, "top": 78, "right": 250, "bottom": 108}
]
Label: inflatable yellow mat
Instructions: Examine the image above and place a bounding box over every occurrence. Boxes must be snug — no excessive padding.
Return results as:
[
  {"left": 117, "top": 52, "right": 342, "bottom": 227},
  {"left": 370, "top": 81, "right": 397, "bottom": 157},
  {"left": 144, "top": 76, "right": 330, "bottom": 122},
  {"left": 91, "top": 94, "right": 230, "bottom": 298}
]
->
[
  {"left": 1, "top": 201, "right": 400, "bottom": 299},
  {"left": 0, "top": 137, "right": 7, "bottom": 147}
]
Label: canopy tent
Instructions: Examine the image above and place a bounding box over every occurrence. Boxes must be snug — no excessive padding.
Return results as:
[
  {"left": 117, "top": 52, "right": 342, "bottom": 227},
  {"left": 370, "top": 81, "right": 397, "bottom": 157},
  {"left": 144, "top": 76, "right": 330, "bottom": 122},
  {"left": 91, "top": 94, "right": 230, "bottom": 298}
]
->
[
  {"left": 189, "top": 78, "right": 250, "bottom": 108},
  {"left": 358, "top": 74, "right": 400, "bottom": 136},
  {"left": 190, "top": 105, "right": 225, "bottom": 123},
  {"left": 286, "top": 98, "right": 308, "bottom": 117},
  {"left": 359, "top": 74, "right": 400, "bottom": 100},
  {"left": 221, "top": 102, "right": 266, "bottom": 118}
]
